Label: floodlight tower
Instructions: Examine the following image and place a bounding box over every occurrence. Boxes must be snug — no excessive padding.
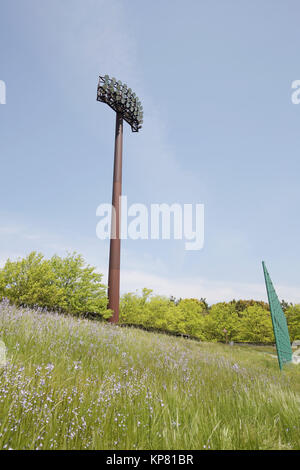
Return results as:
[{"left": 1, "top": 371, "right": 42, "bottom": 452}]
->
[{"left": 97, "top": 75, "right": 143, "bottom": 323}]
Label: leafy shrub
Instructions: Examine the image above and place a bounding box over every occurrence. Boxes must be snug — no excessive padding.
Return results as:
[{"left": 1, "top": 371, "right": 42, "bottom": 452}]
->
[
  {"left": 0, "top": 252, "right": 110, "bottom": 318},
  {"left": 286, "top": 305, "right": 300, "bottom": 342},
  {"left": 237, "top": 305, "right": 274, "bottom": 343}
]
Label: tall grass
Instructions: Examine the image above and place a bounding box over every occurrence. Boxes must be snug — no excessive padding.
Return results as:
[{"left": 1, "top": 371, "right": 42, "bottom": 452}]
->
[{"left": 0, "top": 299, "right": 300, "bottom": 450}]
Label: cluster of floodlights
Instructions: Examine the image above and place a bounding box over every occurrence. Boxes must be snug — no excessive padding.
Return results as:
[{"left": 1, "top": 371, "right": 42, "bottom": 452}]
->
[{"left": 97, "top": 75, "right": 143, "bottom": 132}]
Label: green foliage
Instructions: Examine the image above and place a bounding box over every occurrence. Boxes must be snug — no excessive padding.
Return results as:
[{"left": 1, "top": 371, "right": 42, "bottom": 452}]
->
[
  {"left": 237, "top": 306, "right": 274, "bottom": 343},
  {"left": 120, "top": 290, "right": 206, "bottom": 338},
  {"left": 229, "top": 299, "right": 269, "bottom": 314},
  {"left": 0, "top": 252, "right": 110, "bottom": 318},
  {"left": 49, "top": 253, "right": 110, "bottom": 317},
  {"left": 175, "top": 298, "right": 207, "bottom": 339},
  {"left": 120, "top": 289, "right": 177, "bottom": 332},
  {"left": 286, "top": 305, "right": 300, "bottom": 342},
  {"left": 0, "top": 252, "right": 63, "bottom": 310},
  {"left": 200, "top": 302, "right": 239, "bottom": 342},
  {"left": 120, "top": 291, "right": 276, "bottom": 344}
]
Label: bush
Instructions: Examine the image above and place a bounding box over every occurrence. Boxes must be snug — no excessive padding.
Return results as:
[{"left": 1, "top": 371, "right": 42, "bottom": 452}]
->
[
  {"left": 120, "top": 289, "right": 178, "bottom": 332},
  {"left": 286, "top": 305, "right": 300, "bottom": 342},
  {"left": 237, "top": 305, "right": 274, "bottom": 343},
  {"left": 0, "top": 252, "right": 110, "bottom": 318}
]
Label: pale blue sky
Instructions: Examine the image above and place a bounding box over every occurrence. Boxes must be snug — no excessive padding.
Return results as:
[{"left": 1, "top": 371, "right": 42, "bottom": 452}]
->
[{"left": 1, "top": 0, "right": 300, "bottom": 303}]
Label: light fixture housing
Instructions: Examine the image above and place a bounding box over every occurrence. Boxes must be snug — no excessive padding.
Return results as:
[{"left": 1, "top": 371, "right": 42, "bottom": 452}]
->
[{"left": 97, "top": 75, "right": 143, "bottom": 132}]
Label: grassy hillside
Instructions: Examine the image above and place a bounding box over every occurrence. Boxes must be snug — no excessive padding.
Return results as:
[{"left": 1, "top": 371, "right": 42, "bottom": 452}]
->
[{"left": 0, "top": 300, "right": 300, "bottom": 450}]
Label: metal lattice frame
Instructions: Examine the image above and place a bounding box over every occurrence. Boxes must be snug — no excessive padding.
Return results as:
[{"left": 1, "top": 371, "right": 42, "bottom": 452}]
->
[
  {"left": 262, "top": 261, "right": 292, "bottom": 370},
  {"left": 97, "top": 75, "right": 143, "bottom": 132}
]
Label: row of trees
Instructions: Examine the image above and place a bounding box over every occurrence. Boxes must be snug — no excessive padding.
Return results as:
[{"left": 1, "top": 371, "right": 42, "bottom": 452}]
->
[
  {"left": 0, "top": 252, "right": 299, "bottom": 343},
  {"left": 120, "top": 291, "right": 300, "bottom": 343}
]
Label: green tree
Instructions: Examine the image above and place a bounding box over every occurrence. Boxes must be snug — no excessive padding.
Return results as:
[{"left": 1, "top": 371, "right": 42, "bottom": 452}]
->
[
  {"left": 202, "top": 302, "right": 240, "bottom": 342},
  {"left": 177, "top": 298, "right": 207, "bottom": 315},
  {"left": 0, "top": 252, "right": 110, "bottom": 318},
  {"left": 120, "top": 290, "right": 206, "bottom": 338},
  {"left": 0, "top": 252, "right": 64, "bottom": 309},
  {"left": 237, "top": 305, "right": 274, "bottom": 343},
  {"left": 229, "top": 299, "right": 269, "bottom": 315},
  {"left": 175, "top": 299, "right": 206, "bottom": 338},
  {"left": 286, "top": 305, "right": 300, "bottom": 342},
  {"left": 49, "top": 253, "right": 110, "bottom": 317}
]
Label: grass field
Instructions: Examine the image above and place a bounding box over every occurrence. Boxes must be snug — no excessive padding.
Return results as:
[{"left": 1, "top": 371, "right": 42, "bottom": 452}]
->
[{"left": 0, "top": 299, "right": 300, "bottom": 450}]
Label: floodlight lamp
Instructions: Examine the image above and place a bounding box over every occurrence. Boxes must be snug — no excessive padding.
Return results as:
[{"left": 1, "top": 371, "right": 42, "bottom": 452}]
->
[{"left": 97, "top": 74, "right": 143, "bottom": 132}]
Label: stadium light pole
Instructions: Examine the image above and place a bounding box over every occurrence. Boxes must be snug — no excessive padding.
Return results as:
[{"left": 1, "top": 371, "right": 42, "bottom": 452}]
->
[{"left": 97, "top": 75, "right": 143, "bottom": 323}]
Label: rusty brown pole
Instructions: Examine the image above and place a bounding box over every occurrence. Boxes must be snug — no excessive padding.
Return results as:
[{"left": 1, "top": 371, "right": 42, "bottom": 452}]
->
[{"left": 108, "top": 112, "right": 123, "bottom": 323}]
